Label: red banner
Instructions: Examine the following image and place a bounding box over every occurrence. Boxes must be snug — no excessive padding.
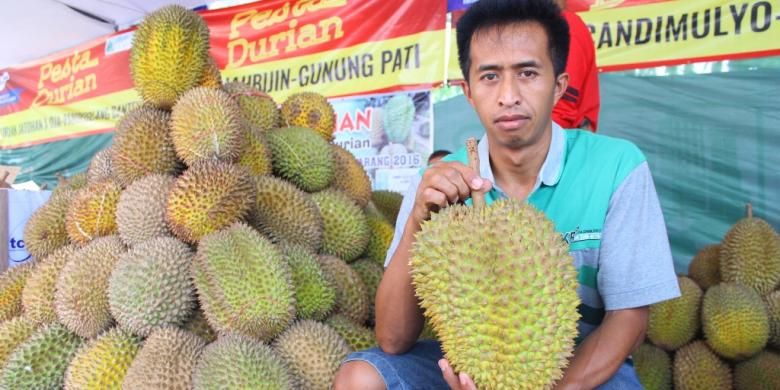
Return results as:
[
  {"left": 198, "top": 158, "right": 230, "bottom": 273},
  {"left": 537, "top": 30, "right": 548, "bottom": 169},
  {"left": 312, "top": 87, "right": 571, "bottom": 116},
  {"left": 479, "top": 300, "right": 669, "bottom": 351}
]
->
[{"left": 0, "top": 0, "right": 447, "bottom": 149}]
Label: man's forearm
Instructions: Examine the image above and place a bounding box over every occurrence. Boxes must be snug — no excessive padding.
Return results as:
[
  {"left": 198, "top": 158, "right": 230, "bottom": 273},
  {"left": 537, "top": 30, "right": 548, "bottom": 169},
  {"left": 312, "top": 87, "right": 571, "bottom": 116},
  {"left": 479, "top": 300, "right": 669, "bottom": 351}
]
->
[
  {"left": 555, "top": 307, "right": 648, "bottom": 390},
  {"left": 374, "top": 226, "right": 424, "bottom": 354}
]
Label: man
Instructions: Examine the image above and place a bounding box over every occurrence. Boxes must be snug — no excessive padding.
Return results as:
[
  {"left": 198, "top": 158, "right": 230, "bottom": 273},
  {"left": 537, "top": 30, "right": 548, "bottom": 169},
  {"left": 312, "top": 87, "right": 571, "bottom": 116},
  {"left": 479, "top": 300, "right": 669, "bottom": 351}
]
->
[
  {"left": 333, "top": 0, "right": 678, "bottom": 388},
  {"left": 428, "top": 149, "right": 452, "bottom": 165},
  {"left": 553, "top": 0, "right": 600, "bottom": 131}
]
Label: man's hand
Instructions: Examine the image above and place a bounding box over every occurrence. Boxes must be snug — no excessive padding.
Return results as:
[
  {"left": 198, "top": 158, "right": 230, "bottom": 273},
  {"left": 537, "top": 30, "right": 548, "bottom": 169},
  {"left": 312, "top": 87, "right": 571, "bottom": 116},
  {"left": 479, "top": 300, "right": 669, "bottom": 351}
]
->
[
  {"left": 409, "top": 161, "right": 492, "bottom": 227},
  {"left": 439, "top": 359, "right": 478, "bottom": 390}
]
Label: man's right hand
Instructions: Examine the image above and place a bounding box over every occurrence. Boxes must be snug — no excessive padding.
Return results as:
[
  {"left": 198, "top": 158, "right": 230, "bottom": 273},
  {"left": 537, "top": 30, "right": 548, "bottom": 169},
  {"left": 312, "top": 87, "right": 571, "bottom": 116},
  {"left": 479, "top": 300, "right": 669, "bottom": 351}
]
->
[{"left": 409, "top": 161, "right": 492, "bottom": 228}]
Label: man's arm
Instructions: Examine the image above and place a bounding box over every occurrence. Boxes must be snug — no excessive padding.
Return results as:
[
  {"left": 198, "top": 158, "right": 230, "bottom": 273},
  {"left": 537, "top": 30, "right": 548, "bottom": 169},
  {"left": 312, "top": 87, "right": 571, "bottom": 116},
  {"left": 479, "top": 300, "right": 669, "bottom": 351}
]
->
[
  {"left": 374, "top": 218, "right": 426, "bottom": 354},
  {"left": 375, "top": 162, "right": 490, "bottom": 354},
  {"left": 555, "top": 307, "right": 648, "bottom": 389}
]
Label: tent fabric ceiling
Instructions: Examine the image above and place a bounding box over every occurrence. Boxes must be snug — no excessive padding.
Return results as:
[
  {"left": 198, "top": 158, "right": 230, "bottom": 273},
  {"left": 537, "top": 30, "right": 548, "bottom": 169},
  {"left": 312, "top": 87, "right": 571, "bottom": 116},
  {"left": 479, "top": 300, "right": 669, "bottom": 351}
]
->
[{"left": 0, "top": 0, "right": 209, "bottom": 69}]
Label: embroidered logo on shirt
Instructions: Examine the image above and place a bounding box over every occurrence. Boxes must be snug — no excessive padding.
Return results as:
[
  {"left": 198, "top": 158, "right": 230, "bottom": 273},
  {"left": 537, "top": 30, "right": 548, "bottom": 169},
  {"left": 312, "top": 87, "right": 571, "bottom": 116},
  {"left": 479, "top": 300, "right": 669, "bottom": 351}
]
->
[{"left": 562, "top": 226, "right": 602, "bottom": 244}]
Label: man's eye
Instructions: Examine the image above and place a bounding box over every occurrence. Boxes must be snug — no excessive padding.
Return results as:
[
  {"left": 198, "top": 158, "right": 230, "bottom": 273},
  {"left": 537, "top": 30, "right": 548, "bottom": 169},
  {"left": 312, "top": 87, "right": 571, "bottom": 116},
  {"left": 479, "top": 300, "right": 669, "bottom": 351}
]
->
[
  {"left": 481, "top": 73, "right": 497, "bottom": 81},
  {"left": 520, "top": 70, "right": 537, "bottom": 78}
]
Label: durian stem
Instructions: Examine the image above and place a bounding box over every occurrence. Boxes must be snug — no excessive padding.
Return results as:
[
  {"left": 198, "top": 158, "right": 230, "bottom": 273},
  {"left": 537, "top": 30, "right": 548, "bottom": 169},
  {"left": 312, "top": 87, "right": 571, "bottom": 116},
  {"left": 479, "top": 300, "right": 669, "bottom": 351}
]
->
[
  {"left": 746, "top": 203, "right": 752, "bottom": 218},
  {"left": 466, "top": 137, "right": 486, "bottom": 210}
]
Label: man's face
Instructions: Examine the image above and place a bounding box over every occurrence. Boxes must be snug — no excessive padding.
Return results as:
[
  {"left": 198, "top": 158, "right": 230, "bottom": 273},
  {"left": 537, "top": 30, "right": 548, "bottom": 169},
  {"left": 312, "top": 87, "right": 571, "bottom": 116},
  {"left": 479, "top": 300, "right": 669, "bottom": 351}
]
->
[{"left": 463, "top": 22, "right": 567, "bottom": 150}]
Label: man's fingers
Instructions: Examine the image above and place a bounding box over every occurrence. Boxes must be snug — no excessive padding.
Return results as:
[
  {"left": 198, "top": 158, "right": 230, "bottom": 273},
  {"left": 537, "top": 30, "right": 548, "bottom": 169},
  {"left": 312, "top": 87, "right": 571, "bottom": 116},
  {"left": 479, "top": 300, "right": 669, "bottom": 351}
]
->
[
  {"left": 448, "top": 163, "right": 486, "bottom": 191},
  {"left": 438, "top": 169, "right": 470, "bottom": 200},
  {"left": 459, "top": 372, "right": 478, "bottom": 390},
  {"left": 428, "top": 174, "right": 463, "bottom": 204},
  {"left": 421, "top": 188, "right": 448, "bottom": 211},
  {"left": 438, "top": 359, "right": 461, "bottom": 390}
]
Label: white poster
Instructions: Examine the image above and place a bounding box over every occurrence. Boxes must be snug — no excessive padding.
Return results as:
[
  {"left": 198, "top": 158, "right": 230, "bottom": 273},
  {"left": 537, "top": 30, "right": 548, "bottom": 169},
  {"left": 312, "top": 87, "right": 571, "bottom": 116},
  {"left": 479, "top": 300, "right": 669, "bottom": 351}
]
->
[
  {"left": 331, "top": 89, "right": 433, "bottom": 193},
  {"left": 7, "top": 190, "right": 51, "bottom": 267}
]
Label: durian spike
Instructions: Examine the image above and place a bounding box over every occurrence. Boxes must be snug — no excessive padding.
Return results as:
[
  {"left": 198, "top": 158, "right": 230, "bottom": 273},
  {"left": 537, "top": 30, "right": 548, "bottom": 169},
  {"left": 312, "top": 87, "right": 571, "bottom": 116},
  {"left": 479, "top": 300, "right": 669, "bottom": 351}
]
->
[
  {"left": 466, "top": 138, "right": 485, "bottom": 209},
  {"left": 746, "top": 203, "right": 752, "bottom": 218}
]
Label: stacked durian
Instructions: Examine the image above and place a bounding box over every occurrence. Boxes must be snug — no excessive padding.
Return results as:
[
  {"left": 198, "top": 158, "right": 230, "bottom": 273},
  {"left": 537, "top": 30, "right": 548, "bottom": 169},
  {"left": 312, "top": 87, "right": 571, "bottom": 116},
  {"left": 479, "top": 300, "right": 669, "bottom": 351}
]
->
[
  {"left": 2, "top": 5, "right": 401, "bottom": 389},
  {"left": 634, "top": 204, "right": 780, "bottom": 390}
]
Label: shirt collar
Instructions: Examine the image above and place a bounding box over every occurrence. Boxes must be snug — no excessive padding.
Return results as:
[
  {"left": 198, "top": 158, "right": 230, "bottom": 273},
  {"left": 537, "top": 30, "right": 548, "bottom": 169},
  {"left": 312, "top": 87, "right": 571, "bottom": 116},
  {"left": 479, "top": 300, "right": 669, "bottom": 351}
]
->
[{"left": 477, "top": 122, "right": 565, "bottom": 195}]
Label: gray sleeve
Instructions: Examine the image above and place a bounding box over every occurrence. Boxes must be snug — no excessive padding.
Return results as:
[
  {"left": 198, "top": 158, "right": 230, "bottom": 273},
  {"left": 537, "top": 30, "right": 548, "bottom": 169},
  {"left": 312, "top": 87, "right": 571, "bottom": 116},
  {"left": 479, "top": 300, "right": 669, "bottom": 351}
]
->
[
  {"left": 597, "top": 161, "right": 680, "bottom": 310},
  {"left": 383, "top": 174, "right": 422, "bottom": 268}
]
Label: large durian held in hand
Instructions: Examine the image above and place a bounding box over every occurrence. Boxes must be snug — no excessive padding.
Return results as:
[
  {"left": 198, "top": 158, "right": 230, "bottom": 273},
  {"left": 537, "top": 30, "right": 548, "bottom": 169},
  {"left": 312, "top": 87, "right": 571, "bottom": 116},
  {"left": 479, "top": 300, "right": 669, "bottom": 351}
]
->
[
  {"left": 410, "top": 139, "right": 580, "bottom": 390},
  {"left": 720, "top": 203, "right": 780, "bottom": 294},
  {"left": 130, "top": 5, "right": 210, "bottom": 109}
]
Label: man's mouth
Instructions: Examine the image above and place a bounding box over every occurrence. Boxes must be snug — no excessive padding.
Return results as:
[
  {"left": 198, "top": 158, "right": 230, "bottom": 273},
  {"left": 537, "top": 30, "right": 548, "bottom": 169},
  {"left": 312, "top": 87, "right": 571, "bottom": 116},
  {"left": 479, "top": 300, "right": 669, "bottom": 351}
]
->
[{"left": 494, "top": 114, "right": 530, "bottom": 130}]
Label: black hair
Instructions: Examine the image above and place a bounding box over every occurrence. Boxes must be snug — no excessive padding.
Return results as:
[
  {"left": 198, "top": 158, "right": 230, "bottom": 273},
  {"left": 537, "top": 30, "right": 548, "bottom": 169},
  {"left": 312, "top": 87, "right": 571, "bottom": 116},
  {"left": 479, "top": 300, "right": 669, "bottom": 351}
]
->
[
  {"left": 456, "top": 0, "right": 569, "bottom": 82},
  {"left": 428, "top": 149, "right": 452, "bottom": 162}
]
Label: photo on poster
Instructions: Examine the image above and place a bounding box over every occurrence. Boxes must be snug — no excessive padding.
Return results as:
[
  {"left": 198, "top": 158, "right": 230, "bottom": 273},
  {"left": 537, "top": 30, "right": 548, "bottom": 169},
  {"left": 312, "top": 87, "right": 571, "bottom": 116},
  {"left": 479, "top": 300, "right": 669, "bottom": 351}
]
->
[{"left": 331, "top": 89, "right": 433, "bottom": 193}]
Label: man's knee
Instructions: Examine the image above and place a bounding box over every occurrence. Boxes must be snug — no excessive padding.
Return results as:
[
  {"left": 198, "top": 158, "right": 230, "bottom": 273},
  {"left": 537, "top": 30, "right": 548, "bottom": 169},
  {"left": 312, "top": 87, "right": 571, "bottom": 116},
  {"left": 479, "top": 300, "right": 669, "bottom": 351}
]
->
[{"left": 332, "top": 360, "right": 386, "bottom": 390}]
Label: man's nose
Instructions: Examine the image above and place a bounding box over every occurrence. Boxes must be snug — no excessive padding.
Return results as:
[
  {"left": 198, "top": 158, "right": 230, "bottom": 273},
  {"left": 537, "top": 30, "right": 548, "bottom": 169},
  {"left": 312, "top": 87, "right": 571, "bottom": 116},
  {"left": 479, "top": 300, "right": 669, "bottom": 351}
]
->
[{"left": 498, "top": 77, "right": 521, "bottom": 107}]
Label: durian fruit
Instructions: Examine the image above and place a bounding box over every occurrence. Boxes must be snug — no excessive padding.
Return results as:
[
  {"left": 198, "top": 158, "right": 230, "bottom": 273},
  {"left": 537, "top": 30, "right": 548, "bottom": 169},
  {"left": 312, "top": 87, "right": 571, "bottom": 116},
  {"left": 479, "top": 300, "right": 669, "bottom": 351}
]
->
[
  {"left": 281, "top": 244, "right": 336, "bottom": 321},
  {"left": 267, "top": 126, "right": 335, "bottom": 192},
  {"left": 273, "top": 320, "right": 351, "bottom": 390},
  {"left": 318, "top": 255, "right": 369, "bottom": 325},
  {"left": 51, "top": 172, "right": 88, "bottom": 202},
  {"left": 330, "top": 144, "right": 372, "bottom": 207},
  {"left": 23, "top": 190, "right": 73, "bottom": 259},
  {"left": 350, "top": 258, "right": 383, "bottom": 322},
  {"left": 370, "top": 190, "right": 403, "bottom": 225},
  {"left": 647, "top": 276, "right": 702, "bottom": 350},
  {"left": 410, "top": 139, "right": 580, "bottom": 390},
  {"left": 130, "top": 5, "right": 210, "bottom": 109},
  {"left": 192, "top": 333, "right": 293, "bottom": 390},
  {"left": 237, "top": 124, "right": 273, "bottom": 176},
  {"left": 734, "top": 350, "right": 780, "bottom": 390},
  {"left": 325, "top": 314, "right": 377, "bottom": 351},
  {"left": 122, "top": 327, "right": 205, "bottom": 390},
  {"left": 224, "top": 81, "right": 281, "bottom": 132},
  {"left": 702, "top": 283, "right": 769, "bottom": 360},
  {"left": 111, "top": 106, "right": 178, "bottom": 187},
  {"left": 55, "top": 236, "right": 126, "bottom": 338},
  {"left": 632, "top": 343, "right": 672, "bottom": 390},
  {"left": 382, "top": 94, "right": 415, "bottom": 143},
  {"left": 720, "top": 204, "right": 780, "bottom": 294},
  {"left": 109, "top": 237, "right": 196, "bottom": 337},
  {"left": 280, "top": 92, "right": 336, "bottom": 141},
  {"left": 363, "top": 204, "right": 394, "bottom": 265},
  {"left": 312, "top": 189, "right": 370, "bottom": 262},
  {"left": 170, "top": 87, "right": 245, "bottom": 165},
  {"left": 0, "top": 263, "right": 34, "bottom": 322},
  {"left": 87, "top": 147, "right": 114, "bottom": 184},
  {"left": 165, "top": 161, "right": 254, "bottom": 243},
  {"left": 249, "top": 175, "right": 323, "bottom": 252},
  {"left": 0, "top": 323, "right": 84, "bottom": 390},
  {"left": 115, "top": 174, "right": 175, "bottom": 246},
  {"left": 65, "top": 180, "right": 122, "bottom": 245},
  {"left": 687, "top": 244, "right": 721, "bottom": 290},
  {"left": 182, "top": 307, "right": 217, "bottom": 343},
  {"left": 673, "top": 340, "right": 732, "bottom": 390},
  {"left": 22, "top": 245, "right": 78, "bottom": 324},
  {"left": 64, "top": 328, "right": 141, "bottom": 390},
  {"left": 0, "top": 316, "right": 39, "bottom": 367},
  {"left": 199, "top": 56, "right": 222, "bottom": 89},
  {"left": 766, "top": 290, "right": 780, "bottom": 348},
  {"left": 194, "top": 223, "right": 296, "bottom": 341}
]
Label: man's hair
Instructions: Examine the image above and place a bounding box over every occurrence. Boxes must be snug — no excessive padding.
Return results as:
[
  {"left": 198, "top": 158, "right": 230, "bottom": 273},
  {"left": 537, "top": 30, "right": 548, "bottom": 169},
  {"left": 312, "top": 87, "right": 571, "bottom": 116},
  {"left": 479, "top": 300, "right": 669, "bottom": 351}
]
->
[
  {"left": 428, "top": 149, "right": 452, "bottom": 162},
  {"left": 456, "top": 0, "right": 569, "bottom": 82}
]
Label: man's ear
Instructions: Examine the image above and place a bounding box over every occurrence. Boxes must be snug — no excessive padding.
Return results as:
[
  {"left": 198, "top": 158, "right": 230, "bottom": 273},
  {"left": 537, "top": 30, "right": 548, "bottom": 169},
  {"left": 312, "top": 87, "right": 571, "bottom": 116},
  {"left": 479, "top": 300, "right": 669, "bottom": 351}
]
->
[
  {"left": 553, "top": 72, "right": 569, "bottom": 105},
  {"left": 463, "top": 81, "right": 474, "bottom": 107}
]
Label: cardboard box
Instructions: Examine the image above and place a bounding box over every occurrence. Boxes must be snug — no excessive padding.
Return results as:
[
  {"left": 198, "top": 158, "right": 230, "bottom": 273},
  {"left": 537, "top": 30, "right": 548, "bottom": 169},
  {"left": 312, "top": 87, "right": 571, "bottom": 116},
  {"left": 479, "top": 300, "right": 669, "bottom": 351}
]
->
[{"left": 1, "top": 189, "right": 51, "bottom": 272}]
